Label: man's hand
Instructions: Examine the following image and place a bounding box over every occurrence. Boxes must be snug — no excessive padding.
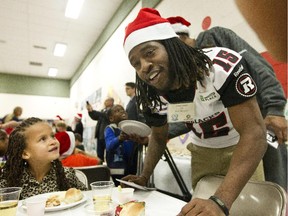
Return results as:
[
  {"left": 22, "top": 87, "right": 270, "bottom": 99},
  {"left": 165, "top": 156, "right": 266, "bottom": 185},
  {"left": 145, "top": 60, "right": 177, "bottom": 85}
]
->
[
  {"left": 86, "top": 103, "right": 93, "bottom": 112},
  {"left": 264, "top": 115, "right": 287, "bottom": 144},
  {"left": 177, "top": 198, "right": 225, "bottom": 216},
  {"left": 120, "top": 175, "right": 148, "bottom": 188}
]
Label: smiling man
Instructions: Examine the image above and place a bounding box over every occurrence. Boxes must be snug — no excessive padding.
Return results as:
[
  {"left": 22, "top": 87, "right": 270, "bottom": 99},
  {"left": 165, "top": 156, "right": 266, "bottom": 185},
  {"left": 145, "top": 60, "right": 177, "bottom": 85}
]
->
[{"left": 121, "top": 8, "right": 267, "bottom": 216}]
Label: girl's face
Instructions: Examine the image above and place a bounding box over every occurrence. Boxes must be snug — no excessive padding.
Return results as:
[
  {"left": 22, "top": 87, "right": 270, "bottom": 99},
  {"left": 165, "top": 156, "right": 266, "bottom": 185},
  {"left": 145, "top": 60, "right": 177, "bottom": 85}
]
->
[{"left": 22, "top": 122, "right": 60, "bottom": 164}]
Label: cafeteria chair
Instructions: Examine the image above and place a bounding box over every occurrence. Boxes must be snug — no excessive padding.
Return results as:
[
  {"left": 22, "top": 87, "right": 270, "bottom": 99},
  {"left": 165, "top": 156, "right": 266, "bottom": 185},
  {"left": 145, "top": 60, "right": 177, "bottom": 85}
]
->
[
  {"left": 75, "top": 169, "right": 89, "bottom": 188},
  {"left": 192, "top": 175, "right": 287, "bottom": 216},
  {"left": 73, "top": 165, "right": 111, "bottom": 189}
]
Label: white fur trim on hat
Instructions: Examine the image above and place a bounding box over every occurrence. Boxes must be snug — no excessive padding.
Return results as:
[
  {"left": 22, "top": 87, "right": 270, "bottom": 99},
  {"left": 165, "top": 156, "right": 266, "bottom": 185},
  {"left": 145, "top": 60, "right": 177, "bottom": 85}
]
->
[
  {"left": 171, "top": 23, "right": 190, "bottom": 34},
  {"left": 124, "top": 22, "right": 178, "bottom": 56}
]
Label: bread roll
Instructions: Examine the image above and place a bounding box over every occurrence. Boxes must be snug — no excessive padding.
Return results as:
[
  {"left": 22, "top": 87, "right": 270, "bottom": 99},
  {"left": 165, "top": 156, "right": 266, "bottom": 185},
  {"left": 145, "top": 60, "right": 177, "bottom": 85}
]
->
[
  {"left": 64, "top": 188, "right": 83, "bottom": 204},
  {"left": 116, "top": 201, "right": 145, "bottom": 216}
]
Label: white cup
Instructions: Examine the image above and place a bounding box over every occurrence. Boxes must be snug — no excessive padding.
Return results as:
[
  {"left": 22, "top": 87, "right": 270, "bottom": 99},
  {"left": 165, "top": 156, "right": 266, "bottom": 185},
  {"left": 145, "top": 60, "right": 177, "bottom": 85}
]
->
[
  {"left": 25, "top": 196, "right": 47, "bottom": 216},
  {"left": 116, "top": 188, "right": 135, "bottom": 204}
]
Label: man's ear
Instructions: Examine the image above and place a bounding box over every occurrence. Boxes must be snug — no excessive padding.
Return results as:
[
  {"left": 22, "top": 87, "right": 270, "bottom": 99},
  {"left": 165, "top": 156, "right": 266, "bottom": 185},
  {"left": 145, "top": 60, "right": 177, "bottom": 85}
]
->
[{"left": 22, "top": 150, "right": 30, "bottom": 160}]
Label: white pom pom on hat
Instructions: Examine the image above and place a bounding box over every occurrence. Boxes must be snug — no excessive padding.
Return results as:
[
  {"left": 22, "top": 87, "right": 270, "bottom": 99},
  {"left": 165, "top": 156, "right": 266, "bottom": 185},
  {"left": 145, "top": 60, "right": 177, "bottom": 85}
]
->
[{"left": 166, "top": 16, "right": 191, "bottom": 35}]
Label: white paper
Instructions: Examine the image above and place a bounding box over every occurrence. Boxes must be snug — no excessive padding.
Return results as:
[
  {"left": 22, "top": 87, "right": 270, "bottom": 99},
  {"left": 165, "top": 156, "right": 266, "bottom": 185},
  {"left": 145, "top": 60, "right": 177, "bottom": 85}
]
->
[{"left": 116, "top": 179, "right": 156, "bottom": 191}]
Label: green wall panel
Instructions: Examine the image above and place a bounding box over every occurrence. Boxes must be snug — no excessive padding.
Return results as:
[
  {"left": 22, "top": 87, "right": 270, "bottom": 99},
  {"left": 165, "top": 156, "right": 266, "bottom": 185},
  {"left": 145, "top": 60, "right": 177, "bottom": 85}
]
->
[{"left": 0, "top": 73, "right": 70, "bottom": 97}]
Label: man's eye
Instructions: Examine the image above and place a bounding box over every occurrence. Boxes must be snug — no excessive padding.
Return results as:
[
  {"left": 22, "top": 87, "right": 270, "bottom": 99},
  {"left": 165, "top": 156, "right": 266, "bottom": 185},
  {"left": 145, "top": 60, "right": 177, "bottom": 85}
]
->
[{"left": 145, "top": 49, "right": 155, "bottom": 57}]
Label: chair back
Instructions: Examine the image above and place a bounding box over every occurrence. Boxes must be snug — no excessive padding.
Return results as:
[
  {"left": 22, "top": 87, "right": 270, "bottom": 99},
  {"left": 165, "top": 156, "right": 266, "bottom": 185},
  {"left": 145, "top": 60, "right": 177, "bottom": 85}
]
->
[
  {"left": 193, "top": 175, "right": 287, "bottom": 216},
  {"left": 74, "top": 165, "right": 111, "bottom": 189},
  {"left": 75, "top": 169, "right": 88, "bottom": 188}
]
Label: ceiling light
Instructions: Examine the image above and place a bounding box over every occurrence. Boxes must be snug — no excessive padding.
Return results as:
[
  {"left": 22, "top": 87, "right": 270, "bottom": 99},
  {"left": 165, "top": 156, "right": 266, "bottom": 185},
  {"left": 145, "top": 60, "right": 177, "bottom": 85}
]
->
[
  {"left": 65, "top": 0, "right": 84, "bottom": 19},
  {"left": 53, "top": 43, "right": 67, "bottom": 57},
  {"left": 48, "top": 68, "right": 58, "bottom": 77}
]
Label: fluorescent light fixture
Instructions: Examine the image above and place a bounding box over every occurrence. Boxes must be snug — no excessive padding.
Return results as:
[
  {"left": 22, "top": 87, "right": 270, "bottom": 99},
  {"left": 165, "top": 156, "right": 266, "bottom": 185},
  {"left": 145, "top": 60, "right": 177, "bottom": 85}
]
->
[
  {"left": 53, "top": 43, "right": 67, "bottom": 57},
  {"left": 48, "top": 68, "right": 58, "bottom": 77},
  {"left": 65, "top": 0, "right": 84, "bottom": 19}
]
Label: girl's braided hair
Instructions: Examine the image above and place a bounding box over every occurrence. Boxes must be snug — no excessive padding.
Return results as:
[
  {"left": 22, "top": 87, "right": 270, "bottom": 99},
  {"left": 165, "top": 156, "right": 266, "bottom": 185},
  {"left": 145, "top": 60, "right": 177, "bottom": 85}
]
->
[
  {"left": 2, "top": 117, "right": 70, "bottom": 190},
  {"left": 136, "top": 38, "right": 212, "bottom": 112}
]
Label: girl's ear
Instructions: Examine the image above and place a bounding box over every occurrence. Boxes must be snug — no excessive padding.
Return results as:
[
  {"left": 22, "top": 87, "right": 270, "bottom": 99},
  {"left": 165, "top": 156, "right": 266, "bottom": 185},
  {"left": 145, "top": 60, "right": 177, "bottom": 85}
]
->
[
  {"left": 22, "top": 149, "right": 30, "bottom": 160},
  {"left": 109, "top": 116, "right": 114, "bottom": 123}
]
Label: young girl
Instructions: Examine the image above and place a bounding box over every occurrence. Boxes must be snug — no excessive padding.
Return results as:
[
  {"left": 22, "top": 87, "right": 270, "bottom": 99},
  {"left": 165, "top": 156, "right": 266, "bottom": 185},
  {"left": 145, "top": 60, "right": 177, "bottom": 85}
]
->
[
  {"left": 105, "top": 105, "right": 148, "bottom": 185},
  {"left": 0, "top": 117, "right": 87, "bottom": 199}
]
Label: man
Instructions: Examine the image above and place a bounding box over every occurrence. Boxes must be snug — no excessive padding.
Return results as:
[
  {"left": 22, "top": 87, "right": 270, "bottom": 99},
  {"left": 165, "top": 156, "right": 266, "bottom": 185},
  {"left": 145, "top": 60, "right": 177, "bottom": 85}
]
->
[
  {"left": 167, "top": 16, "right": 288, "bottom": 190},
  {"left": 125, "top": 82, "right": 145, "bottom": 122},
  {"left": 122, "top": 8, "right": 267, "bottom": 216},
  {"left": 86, "top": 97, "right": 114, "bottom": 162}
]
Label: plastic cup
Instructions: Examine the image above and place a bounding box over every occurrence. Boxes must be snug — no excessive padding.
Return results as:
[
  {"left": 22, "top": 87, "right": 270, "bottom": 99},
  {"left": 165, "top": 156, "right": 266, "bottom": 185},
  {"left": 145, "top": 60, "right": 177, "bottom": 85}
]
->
[
  {"left": 25, "top": 196, "right": 47, "bottom": 216},
  {"left": 90, "top": 181, "right": 114, "bottom": 202},
  {"left": 84, "top": 201, "right": 114, "bottom": 216},
  {"left": 0, "top": 187, "right": 22, "bottom": 216},
  {"left": 116, "top": 188, "right": 135, "bottom": 204}
]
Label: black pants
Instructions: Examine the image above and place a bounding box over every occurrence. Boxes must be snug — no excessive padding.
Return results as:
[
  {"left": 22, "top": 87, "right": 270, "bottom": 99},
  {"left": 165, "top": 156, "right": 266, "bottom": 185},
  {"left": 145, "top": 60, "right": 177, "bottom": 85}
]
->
[{"left": 97, "top": 139, "right": 106, "bottom": 162}]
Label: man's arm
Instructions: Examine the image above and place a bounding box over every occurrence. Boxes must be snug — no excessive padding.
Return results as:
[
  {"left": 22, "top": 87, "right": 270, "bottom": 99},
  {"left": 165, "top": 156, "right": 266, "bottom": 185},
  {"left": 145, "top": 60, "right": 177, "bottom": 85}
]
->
[
  {"left": 141, "top": 123, "right": 169, "bottom": 179},
  {"left": 214, "top": 97, "right": 267, "bottom": 208},
  {"left": 121, "top": 123, "right": 168, "bottom": 185},
  {"left": 178, "top": 97, "right": 267, "bottom": 215}
]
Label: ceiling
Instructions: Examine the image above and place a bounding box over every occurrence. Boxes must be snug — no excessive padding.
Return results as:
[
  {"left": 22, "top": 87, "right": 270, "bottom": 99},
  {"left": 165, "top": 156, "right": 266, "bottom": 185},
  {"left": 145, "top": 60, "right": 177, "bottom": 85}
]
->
[{"left": 0, "top": 0, "right": 123, "bottom": 80}]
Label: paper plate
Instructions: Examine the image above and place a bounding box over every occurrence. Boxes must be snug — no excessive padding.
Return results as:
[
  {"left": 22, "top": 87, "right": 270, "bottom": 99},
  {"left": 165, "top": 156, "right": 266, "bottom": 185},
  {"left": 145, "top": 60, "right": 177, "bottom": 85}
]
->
[
  {"left": 22, "top": 191, "right": 87, "bottom": 212},
  {"left": 119, "top": 120, "right": 151, "bottom": 137}
]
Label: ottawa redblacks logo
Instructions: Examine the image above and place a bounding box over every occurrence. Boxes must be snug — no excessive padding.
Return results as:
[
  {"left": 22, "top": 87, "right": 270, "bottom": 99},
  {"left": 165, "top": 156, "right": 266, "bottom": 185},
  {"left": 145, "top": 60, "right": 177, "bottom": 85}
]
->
[{"left": 235, "top": 73, "right": 257, "bottom": 97}]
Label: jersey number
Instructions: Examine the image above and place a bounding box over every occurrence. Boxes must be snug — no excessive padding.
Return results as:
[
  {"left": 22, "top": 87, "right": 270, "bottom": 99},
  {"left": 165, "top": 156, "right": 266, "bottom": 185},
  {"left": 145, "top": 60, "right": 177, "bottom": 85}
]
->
[
  {"left": 213, "top": 50, "right": 239, "bottom": 72},
  {"left": 188, "top": 112, "right": 229, "bottom": 139}
]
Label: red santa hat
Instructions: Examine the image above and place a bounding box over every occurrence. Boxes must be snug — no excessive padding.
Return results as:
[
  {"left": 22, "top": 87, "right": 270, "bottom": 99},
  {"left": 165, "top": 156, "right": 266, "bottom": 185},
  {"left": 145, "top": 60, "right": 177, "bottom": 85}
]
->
[
  {"left": 55, "top": 131, "right": 75, "bottom": 159},
  {"left": 123, "top": 8, "right": 178, "bottom": 56},
  {"left": 75, "top": 113, "right": 82, "bottom": 119},
  {"left": 166, "top": 16, "right": 191, "bottom": 35}
]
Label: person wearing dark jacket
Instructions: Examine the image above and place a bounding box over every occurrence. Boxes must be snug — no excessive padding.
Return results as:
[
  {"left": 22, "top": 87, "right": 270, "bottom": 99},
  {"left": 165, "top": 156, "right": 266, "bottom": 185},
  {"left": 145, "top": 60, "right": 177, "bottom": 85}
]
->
[{"left": 86, "top": 97, "right": 114, "bottom": 162}]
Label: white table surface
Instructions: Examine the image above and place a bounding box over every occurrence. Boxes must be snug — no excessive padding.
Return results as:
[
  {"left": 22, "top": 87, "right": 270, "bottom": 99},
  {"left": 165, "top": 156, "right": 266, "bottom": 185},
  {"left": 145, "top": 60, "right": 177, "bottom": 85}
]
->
[{"left": 17, "top": 189, "right": 187, "bottom": 216}]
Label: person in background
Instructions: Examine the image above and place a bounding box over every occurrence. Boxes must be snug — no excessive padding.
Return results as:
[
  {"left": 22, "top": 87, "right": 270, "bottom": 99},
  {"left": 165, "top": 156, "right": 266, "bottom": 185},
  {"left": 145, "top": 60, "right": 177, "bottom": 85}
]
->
[
  {"left": 0, "top": 117, "right": 87, "bottom": 199},
  {"left": 125, "top": 82, "right": 145, "bottom": 122},
  {"left": 75, "top": 133, "right": 85, "bottom": 151},
  {"left": 235, "top": 0, "right": 287, "bottom": 62},
  {"left": 0, "top": 129, "right": 8, "bottom": 169},
  {"left": 73, "top": 113, "right": 84, "bottom": 138},
  {"left": 105, "top": 104, "right": 148, "bottom": 186},
  {"left": 55, "top": 121, "right": 68, "bottom": 133},
  {"left": 167, "top": 16, "right": 287, "bottom": 190},
  {"left": 86, "top": 97, "right": 114, "bottom": 162},
  {"left": 56, "top": 131, "right": 101, "bottom": 167},
  {"left": 122, "top": 8, "right": 267, "bottom": 216},
  {"left": 1, "top": 106, "right": 23, "bottom": 135}
]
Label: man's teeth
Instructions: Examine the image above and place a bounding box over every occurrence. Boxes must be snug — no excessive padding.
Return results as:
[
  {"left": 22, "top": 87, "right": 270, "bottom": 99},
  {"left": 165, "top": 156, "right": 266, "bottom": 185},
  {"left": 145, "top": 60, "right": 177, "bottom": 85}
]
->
[{"left": 149, "top": 72, "right": 159, "bottom": 80}]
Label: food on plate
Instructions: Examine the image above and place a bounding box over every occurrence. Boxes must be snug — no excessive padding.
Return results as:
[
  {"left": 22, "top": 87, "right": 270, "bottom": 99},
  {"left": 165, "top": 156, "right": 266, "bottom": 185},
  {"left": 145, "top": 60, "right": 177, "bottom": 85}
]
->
[
  {"left": 64, "top": 188, "right": 83, "bottom": 204},
  {"left": 45, "top": 188, "right": 83, "bottom": 207},
  {"left": 45, "top": 194, "right": 62, "bottom": 207},
  {"left": 115, "top": 201, "right": 145, "bottom": 216}
]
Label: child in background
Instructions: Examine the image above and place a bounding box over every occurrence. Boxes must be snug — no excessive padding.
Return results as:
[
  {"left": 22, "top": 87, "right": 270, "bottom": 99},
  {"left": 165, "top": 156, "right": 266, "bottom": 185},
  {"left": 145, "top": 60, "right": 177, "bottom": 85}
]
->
[
  {"left": 105, "top": 105, "right": 148, "bottom": 185},
  {"left": 75, "top": 133, "right": 85, "bottom": 151},
  {"left": 56, "top": 131, "right": 101, "bottom": 167},
  {"left": 0, "top": 117, "right": 87, "bottom": 199}
]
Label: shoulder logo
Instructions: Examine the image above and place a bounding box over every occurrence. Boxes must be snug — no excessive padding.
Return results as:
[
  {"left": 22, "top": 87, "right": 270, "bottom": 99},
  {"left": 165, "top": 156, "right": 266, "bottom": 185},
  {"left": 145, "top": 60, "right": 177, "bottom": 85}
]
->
[{"left": 235, "top": 73, "right": 257, "bottom": 97}]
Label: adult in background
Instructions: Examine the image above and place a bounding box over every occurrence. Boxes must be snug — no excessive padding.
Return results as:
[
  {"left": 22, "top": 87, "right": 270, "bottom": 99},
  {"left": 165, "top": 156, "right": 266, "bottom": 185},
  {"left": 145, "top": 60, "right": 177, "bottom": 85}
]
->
[
  {"left": 125, "top": 82, "right": 145, "bottom": 122},
  {"left": 73, "top": 113, "right": 84, "bottom": 138},
  {"left": 122, "top": 8, "right": 267, "bottom": 216},
  {"left": 167, "top": 16, "right": 287, "bottom": 190},
  {"left": 86, "top": 97, "right": 114, "bottom": 162},
  {"left": 1, "top": 106, "right": 23, "bottom": 134}
]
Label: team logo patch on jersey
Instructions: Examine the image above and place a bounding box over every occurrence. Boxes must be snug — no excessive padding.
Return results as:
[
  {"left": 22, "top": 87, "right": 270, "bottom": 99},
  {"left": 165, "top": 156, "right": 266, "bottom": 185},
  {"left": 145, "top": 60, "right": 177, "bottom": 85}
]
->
[{"left": 235, "top": 73, "right": 257, "bottom": 97}]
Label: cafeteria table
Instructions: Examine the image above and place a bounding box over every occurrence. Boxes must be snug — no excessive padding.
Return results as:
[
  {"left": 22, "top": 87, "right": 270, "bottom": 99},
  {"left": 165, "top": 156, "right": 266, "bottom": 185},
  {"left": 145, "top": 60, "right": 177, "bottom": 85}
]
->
[{"left": 16, "top": 189, "right": 187, "bottom": 216}]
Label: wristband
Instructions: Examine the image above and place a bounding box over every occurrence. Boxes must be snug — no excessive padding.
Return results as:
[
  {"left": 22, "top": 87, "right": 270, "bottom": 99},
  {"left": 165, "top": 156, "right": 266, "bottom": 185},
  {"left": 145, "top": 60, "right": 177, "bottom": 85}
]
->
[{"left": 209, "top": 195, "right": 229, "bottom": 216}]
